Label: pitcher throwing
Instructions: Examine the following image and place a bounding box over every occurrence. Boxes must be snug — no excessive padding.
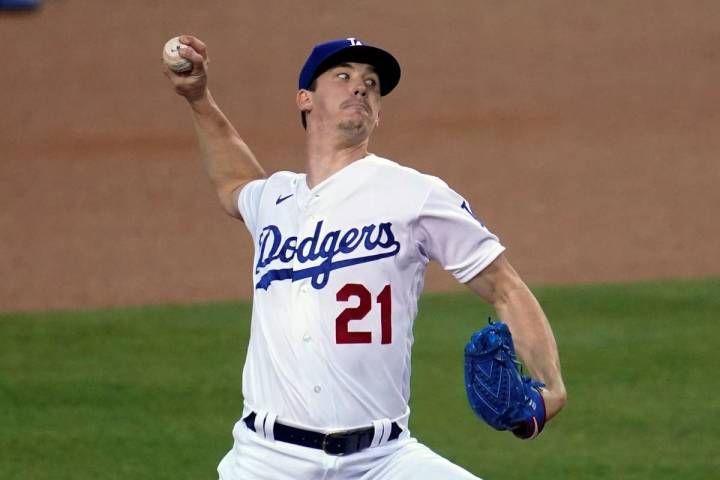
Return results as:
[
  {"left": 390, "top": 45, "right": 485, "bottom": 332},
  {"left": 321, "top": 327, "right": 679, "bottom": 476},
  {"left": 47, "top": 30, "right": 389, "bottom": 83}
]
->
[{"left": 163, "top": 35, "right": 566, "bottom": 479}]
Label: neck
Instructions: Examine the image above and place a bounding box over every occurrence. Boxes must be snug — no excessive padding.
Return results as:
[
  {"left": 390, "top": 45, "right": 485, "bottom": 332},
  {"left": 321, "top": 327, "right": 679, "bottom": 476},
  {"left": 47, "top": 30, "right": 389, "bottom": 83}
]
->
[{"left": 304, "top": 126, "right": 372, "bottom": 189}]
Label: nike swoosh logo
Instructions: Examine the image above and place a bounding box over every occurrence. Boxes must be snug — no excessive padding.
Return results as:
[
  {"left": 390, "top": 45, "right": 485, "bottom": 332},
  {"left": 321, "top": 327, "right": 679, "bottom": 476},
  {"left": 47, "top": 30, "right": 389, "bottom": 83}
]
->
[{"left": 276, "top": 194, "right": 293, "bottom": 205}]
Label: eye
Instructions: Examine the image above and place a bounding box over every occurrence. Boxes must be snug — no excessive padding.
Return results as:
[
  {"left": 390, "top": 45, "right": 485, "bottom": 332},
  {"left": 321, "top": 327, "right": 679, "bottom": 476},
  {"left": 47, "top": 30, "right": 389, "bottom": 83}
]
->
[
  {"left": 337, "top": 72, "right": 350, "bottom": 80},
  {"left": 365, "top": 78, "right": 378, "bottom": 89}
]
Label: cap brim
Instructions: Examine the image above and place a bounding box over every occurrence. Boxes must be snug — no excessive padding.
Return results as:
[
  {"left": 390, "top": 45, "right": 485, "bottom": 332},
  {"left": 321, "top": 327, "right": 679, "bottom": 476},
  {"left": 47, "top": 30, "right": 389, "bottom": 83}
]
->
[{"left": 312, "top": 45, "right": 401, "bottom": 96}]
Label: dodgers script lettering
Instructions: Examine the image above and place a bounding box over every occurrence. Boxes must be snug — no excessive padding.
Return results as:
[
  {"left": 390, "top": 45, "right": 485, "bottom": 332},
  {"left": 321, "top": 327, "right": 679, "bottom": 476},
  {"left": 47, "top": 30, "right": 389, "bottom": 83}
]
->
[{"left": 255, "top": 220, "right": 400, "bottom": 290}]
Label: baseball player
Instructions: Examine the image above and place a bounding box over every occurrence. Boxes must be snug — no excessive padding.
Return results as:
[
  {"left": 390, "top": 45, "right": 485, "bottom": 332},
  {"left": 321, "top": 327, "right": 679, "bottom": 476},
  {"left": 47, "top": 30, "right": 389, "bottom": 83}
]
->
[{"left": 163, "top": 35, "right": 566, "bottom": 479}]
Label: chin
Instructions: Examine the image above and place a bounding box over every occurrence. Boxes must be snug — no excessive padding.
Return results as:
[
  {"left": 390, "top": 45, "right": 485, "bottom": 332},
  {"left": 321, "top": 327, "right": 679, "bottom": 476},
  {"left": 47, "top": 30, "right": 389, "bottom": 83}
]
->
[{"left": 338, "top": 119, "right": 370, "bottom": 135}]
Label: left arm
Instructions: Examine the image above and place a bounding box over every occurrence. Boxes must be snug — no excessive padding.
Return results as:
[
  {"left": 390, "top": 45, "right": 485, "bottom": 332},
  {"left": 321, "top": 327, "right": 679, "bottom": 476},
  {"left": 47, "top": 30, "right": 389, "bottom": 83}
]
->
[{"left": 466, "top": 253, "right": 567, "bottom": 420}]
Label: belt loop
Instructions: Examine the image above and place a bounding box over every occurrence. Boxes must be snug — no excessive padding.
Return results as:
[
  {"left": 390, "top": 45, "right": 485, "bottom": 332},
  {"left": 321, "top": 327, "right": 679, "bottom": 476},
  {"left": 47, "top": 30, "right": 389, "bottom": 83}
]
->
[
  {"left": 254, "top": 410, "right": 268, "bottom": 439},
  {"left": 264, "top": 413, "right": 277, "bottom": 442},
  {"left": 379, "top": 418, "right": 393, "bottom": 445},
  {"left": 370, "top": 419, "right": 385, "bottom": 448},
  {"left": 371, "top": 418, "right": 393, "bottom": 447}
]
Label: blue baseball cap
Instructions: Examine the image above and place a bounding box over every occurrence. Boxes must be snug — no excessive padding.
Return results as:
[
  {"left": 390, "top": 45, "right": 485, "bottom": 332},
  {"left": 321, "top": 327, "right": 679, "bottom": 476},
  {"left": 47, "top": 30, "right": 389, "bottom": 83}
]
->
[{"left": 298, "top": 37, "right": 401, "bottom": 96}]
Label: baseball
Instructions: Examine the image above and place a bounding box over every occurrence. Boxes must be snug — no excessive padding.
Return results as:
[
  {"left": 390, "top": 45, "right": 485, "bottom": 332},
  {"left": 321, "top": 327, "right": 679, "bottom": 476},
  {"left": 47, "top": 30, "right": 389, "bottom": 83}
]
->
[{"left": 163, "top": 36, "right": 192, "bottom": 73}]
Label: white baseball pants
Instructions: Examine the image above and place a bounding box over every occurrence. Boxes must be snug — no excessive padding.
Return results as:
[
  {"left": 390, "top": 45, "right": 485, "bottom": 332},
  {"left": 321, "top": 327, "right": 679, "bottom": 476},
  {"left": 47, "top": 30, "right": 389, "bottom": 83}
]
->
[{"left": 217, "top": 420, "right": 481, "bottom": 480}]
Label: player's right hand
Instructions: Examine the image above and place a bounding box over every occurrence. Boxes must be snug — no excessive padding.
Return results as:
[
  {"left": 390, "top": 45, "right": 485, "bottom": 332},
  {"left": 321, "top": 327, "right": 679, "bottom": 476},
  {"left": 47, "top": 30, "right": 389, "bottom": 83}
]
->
[{"left": 162, "top": 35, "right": 209, "bottom": 103}]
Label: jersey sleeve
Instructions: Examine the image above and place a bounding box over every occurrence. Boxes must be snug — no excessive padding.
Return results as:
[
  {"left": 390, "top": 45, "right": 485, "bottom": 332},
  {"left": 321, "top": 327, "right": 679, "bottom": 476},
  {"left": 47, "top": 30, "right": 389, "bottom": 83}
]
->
[
  {"left": 414, "top": 178, "right": 506, "bottom": 283},
  {"left": 237, "top": 179, "right": 267, "bottom": 236}
]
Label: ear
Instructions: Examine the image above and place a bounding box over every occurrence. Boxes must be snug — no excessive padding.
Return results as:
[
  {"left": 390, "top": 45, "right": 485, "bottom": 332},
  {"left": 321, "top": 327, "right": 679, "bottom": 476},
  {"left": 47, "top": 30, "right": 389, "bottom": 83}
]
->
[{"left": 296, "top": 89, "right": 312, "bottom": 113}]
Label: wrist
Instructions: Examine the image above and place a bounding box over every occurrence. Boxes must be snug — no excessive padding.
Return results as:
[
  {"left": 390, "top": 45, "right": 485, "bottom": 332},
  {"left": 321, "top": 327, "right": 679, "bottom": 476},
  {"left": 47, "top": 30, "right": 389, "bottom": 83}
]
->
[
  {"left": 187, "top": 89, "right": 213, "bottom": 112},
  {"left": 541, "top": 384, "right": 567, "bottom": 420}
]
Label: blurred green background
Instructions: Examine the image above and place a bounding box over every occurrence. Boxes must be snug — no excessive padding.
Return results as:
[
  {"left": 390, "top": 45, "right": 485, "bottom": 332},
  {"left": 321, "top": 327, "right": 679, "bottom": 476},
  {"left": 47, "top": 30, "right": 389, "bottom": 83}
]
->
[{"left": 2, "top": 278, "right": 718, "bottom": 479}]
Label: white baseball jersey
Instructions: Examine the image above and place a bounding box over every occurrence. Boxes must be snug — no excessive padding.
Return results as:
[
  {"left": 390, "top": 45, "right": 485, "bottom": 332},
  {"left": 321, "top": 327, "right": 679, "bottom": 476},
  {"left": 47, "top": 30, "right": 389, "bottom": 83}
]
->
[{"left": 237, "top": 154, "right": 505, "bottom": 433}]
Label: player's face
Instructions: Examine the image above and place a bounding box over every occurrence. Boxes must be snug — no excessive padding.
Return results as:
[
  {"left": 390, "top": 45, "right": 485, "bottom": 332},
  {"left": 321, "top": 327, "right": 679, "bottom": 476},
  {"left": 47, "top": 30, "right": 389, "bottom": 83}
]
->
[{"left": 307, "top": 62, "right": 382, "bottom": 135}]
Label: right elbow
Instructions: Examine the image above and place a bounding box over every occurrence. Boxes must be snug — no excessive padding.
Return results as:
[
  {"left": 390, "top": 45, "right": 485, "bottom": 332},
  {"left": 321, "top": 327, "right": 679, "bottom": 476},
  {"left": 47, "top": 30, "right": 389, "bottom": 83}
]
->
[{"left": 218, "top": 192, "right": 242, "bottom": 220}]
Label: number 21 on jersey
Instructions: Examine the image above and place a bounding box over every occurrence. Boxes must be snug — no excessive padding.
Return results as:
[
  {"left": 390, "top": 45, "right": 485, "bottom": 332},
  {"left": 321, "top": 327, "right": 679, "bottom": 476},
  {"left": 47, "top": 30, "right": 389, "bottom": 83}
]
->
[{"left": 336, "top": 284, "right": 391, "bottom": 344}]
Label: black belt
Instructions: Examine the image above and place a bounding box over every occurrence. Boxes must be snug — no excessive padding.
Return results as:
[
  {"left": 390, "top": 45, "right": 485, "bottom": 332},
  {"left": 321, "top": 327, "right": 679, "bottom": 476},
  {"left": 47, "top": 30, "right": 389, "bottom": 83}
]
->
[{"left": 243, "top": 412, "right": 402, "bottom": 456}]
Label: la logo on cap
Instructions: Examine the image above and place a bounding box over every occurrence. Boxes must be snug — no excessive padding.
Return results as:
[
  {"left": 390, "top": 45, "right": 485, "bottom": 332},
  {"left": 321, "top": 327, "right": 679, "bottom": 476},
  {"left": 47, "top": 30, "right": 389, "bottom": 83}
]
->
[{"left": 298, "top": 37, "right": 401, "bottom": 96}]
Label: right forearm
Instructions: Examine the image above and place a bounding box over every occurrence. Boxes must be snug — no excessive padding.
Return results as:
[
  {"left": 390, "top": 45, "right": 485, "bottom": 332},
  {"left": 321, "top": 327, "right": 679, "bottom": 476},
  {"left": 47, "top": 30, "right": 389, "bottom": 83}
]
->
[
  {"left": 188, "top": 91, "right": 266, "bottom": 217},
  {"left": 163, "top": 35, "right": 266, "bottom": 218}
]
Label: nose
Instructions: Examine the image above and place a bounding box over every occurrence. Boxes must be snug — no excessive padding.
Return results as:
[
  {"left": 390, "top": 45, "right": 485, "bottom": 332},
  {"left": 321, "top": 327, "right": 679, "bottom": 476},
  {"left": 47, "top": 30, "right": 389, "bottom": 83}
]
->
[{"left": 353, "top": 81, "right": 367, "bottom": 97}]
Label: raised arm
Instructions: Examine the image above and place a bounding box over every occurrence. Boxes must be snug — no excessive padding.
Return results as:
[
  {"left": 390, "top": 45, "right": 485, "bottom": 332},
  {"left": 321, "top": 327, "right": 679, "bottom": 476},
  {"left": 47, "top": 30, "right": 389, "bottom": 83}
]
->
[
  {"left": 162, "top": 35, "right": 266, "bottom": 219},
  {"left": 466, "top": 254, "right": 567, "bottom": 421}
]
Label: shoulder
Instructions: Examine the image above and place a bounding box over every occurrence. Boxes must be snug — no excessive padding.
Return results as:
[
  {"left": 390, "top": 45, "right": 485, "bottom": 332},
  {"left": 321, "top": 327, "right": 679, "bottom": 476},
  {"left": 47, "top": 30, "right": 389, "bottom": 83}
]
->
[
  {"left": 265, "top": 170, "right": 301, "bottom": 185},
  {"left": 368, "top": 157, "right": 475, "bottom": 219},
  {"left": 242, "top": 170, "right": 300, "bottom": 195},
  {"left": 239, "top": 170, "right": 301, "bottom": 211},
  {"left": 365, "top": 154, "right": 448, "bottom": 190},
  {"left": 237, "top": 170, "right": 303, "bottom": 229}
]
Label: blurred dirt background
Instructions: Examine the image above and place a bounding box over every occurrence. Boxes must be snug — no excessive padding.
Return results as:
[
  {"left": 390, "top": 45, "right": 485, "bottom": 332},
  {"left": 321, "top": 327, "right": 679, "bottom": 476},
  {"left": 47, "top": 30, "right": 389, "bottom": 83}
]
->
[{"left": 2, "top": 0, "right": 719, "bottom": 312}]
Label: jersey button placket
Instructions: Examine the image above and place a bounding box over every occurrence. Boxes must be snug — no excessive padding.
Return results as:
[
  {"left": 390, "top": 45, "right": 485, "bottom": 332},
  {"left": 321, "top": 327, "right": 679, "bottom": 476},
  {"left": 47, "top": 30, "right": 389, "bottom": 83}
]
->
[
  {"left": 297, "top": 193, "right": 327, "bottom": 406},
  {"left": 290, "top": 192, "right": 314, "bottom": 341}
]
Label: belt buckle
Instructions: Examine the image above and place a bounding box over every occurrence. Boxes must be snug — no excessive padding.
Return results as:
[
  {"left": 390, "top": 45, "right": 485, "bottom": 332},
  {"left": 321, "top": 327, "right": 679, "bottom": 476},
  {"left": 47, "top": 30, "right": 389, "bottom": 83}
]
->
[{"left": 321, "top": 429, "right": 360, "bottom": 456}]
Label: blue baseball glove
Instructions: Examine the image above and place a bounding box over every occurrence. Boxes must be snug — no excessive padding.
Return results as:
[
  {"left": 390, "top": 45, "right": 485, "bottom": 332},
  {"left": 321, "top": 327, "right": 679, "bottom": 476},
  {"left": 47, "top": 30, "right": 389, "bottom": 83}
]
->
[{"left": 464, "top": 320, "right": 546, "bottom": 439}]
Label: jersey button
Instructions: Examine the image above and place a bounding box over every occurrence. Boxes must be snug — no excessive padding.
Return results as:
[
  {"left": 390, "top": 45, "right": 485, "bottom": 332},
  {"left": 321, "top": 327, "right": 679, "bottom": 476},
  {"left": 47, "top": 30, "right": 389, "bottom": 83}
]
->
[
  {"left": 300, "top": 285, "right": 308, "bottom": 294},
  {"left": 313, "top": 385, "right": 322, "bottom": 393},
  {"left": 303, "top": 334, "right": 312, "bottom": 343}
]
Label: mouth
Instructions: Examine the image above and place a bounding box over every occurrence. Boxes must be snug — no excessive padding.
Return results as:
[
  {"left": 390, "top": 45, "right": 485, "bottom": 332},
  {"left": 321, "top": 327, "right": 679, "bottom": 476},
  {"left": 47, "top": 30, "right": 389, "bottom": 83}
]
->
[{"left": 342, "top": 101, "right": 370, "bottom": 113}]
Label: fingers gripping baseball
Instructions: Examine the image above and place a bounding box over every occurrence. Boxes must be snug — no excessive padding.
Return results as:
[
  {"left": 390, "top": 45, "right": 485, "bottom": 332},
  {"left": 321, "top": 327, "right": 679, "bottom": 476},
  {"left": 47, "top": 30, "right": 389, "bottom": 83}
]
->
[{"left": 162, "top": 35, "right": 209, "bottom": 102}]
